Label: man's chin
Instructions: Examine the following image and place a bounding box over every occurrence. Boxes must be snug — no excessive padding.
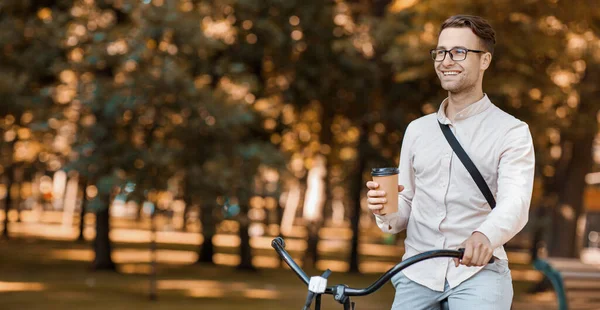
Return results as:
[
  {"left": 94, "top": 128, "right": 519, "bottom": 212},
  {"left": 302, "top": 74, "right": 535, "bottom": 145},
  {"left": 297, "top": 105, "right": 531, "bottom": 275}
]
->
[{"left": 441, "top": 83, "right": 461, "bottom": 92}]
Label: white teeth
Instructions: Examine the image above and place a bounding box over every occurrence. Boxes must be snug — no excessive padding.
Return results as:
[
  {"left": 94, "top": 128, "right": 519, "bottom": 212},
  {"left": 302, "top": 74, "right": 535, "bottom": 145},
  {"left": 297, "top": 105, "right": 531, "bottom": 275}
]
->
[{"left": 443, "top": 71, "right": 460, "bottom": 76}]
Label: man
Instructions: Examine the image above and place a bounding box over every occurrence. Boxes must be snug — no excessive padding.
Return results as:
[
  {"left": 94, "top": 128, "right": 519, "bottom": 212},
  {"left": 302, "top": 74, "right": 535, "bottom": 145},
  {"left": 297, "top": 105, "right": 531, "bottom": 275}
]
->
[{"left": 366, "top": 15, "right": 535, "bottom": 309}]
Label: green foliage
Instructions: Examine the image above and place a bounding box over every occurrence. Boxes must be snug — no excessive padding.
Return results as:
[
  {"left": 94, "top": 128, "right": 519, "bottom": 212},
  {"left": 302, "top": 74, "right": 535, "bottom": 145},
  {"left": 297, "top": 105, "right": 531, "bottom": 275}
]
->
[
  {"left": 47, "top": 0, "right": 290, "bottom": 212},
  {"left": 2, "top": 0, "right": 600, "bottom": 238}
]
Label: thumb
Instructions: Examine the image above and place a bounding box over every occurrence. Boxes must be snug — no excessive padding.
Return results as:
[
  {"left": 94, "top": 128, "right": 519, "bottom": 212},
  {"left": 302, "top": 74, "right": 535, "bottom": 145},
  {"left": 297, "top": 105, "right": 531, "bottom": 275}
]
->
[
  {"left": 452, "top": 240, "right": 467, "bottom": 267},
  {"left": 398, "top": 185, "right": 405, "bottom": 192},
  {"left": 455, "top": 240, "right": 467, "bottom": 267}
]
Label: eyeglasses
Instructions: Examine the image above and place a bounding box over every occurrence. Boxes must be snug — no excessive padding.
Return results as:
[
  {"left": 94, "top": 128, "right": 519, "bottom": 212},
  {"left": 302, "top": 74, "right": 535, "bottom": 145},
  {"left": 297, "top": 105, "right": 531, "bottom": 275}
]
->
[{"left": 430, "top": 47, "right": 485, "bottom": 62}]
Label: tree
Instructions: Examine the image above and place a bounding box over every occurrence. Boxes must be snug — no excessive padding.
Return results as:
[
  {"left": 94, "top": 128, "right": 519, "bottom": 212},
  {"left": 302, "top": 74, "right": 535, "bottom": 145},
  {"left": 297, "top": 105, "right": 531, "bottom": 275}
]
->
[
  {"left": 58, "top": 0, "right": 288, "bottom": 271},
  {"left": 234, "top": 0, "right": 406, "bottom": 271},
  {"left": 0, "top": 1, "right": 73, "bottom": 239}
]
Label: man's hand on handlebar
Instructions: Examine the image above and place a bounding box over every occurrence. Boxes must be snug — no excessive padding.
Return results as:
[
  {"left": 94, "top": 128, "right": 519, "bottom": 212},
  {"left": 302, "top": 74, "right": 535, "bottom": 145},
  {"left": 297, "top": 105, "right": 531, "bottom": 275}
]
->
[
  {"left": 366, "top": 181, "right": 404, "bottom": 215},
  {"left": 454, "top": 232, "right": 494, "bottom": 267}
]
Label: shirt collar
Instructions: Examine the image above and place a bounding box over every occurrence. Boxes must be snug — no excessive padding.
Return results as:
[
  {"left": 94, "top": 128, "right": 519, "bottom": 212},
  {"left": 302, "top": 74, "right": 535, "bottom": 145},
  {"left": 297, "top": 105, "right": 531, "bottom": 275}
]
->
[{"left": 436, "top": 94, "right": 492, "bottom": 125}]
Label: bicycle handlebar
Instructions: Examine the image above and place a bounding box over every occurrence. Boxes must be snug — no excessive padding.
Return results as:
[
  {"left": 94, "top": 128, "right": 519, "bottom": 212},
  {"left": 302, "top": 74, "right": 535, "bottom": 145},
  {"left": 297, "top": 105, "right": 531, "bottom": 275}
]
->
[{"left": 271, "top": 237, "right": 494, "bottom": 297}]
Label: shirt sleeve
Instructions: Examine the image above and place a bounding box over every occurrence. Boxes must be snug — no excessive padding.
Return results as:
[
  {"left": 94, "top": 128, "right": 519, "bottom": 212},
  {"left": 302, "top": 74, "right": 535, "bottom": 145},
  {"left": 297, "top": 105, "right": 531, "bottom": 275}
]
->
[
  {"left": 475, "top": 122, "right": 535, "bottom": 249},
  {"left": 374, "top": 122, "right": 416, "bottom": 234}
]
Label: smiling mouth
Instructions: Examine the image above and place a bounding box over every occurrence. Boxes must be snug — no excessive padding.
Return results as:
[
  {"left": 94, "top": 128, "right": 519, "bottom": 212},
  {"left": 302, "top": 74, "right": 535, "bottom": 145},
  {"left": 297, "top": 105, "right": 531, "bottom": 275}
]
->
[{"left": 442, "top": 71, "right": 461, "bottom": 76}]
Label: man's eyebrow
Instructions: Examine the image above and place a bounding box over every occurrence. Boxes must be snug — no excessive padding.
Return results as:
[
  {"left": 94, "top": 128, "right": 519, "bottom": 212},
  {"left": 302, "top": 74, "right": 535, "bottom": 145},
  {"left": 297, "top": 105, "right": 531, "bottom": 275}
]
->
[{"left": 436, "top": 46, "right": 467, "bottom": 49}]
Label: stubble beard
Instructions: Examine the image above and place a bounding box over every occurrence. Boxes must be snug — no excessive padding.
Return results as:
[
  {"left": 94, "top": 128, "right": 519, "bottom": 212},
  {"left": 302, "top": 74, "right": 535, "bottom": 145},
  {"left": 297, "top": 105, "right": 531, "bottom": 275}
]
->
[{"left": 440, "top": 72, "right": 479, "bottom": 95}]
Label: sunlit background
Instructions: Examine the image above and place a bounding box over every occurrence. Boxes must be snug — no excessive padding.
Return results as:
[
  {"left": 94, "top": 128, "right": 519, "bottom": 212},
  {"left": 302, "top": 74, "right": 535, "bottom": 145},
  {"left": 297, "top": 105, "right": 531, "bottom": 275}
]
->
[{"left": 1, "top": 0, "right": 600, "bottom": 309}]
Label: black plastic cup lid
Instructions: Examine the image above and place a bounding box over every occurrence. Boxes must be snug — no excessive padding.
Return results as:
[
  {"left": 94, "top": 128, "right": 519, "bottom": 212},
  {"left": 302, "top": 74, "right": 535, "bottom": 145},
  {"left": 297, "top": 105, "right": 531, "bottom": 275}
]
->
[{"left": 371, "top": 167, "right": 399, "bottom": 176}]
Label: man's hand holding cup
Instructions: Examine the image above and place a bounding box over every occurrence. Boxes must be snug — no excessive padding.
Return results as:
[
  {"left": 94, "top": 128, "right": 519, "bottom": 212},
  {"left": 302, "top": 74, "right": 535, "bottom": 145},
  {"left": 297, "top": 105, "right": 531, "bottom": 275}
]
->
[{"left": 367, "top": 167, "right": 403, "bottom": 216}]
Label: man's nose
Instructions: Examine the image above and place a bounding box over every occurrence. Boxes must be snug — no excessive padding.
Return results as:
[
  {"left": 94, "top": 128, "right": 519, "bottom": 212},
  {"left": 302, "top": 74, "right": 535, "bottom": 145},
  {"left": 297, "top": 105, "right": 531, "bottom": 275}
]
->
[{"left": 442, "top": 53, "right": 455, "bottom": 67}]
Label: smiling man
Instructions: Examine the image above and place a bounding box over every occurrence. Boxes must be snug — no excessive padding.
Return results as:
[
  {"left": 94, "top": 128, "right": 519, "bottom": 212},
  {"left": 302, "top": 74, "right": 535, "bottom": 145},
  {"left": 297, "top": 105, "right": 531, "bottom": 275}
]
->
[{"left": 365, "top": 15, "right": 535, "bottom": 309}]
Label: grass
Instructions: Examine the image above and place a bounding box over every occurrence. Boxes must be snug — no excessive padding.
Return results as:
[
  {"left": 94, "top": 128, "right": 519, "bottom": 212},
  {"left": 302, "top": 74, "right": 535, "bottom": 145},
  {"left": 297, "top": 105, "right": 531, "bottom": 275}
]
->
[
  {"left": 0, "top": 237, "right": 400, "bottom": 310},
  {"left": 0, "top": 237, "right": 552, "bottom": 310}
]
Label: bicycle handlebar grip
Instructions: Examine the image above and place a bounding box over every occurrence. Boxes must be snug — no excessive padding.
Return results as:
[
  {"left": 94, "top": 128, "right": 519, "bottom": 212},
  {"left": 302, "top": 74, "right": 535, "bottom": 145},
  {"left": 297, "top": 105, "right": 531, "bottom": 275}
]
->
[
  {"left": 457, "top": 248, "right": 495, "bottom": 264},
  {"left": 272, "top": 236, "right": 286, "bottom": 249}
]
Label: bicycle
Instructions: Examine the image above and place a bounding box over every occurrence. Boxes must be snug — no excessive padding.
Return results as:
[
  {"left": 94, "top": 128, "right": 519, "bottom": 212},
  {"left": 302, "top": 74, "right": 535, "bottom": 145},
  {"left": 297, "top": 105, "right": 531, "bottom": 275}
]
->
[{"left": 271, "top": 237, "right": 494, "bottom": 310}]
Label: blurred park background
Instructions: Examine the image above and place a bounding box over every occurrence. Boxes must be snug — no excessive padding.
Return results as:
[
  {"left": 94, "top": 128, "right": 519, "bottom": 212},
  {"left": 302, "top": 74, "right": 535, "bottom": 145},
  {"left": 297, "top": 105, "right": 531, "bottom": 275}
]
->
[{"left": 1, "top": 0, "right": 600, "bottom": 309}]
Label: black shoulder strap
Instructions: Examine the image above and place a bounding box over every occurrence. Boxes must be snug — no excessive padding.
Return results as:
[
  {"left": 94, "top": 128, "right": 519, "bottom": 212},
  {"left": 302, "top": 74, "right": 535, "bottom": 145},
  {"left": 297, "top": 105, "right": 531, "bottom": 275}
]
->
[{"left": 438, "top": 121, "right": 496, "bottom": 209}]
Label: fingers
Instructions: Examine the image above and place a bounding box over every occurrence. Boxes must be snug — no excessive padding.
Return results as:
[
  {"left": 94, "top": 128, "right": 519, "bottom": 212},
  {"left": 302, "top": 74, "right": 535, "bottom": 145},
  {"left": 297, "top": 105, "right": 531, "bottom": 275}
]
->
[
  {"left": 365, "top": 182, "right": 405, "bottom": 216},
  {"left": 481, "top": 248, "right": 494, "bottom": 265},
  {"left": 483, "top": 254, "right": 493, "bottom": 266},
  {"left": 460, "top": 243, "right": 493, "bottom": 266},
  {"left": 458, "top": 232, "right": 494, "bottom": 267},
  {"left": 368, "top": 204, "right": 384, "bottom": 215},
  {"left": 453, "top": 257, "right": 459, "bottom": 268},
  {"left": 461, "top": 244, "right": 473, "bottom": 266},
  {"left": 474, "top": 248, "right": 494, "bottom": 266},
  {"left": 366, "top": 181, "right": 379, "bottom": 190},
  {"left": 367, "top": 191, "right": 386, "bottom": 204},
  {"left": 367, "top": 190, "right": 386, "bottom": 215},
  {"left": 367, "top": 197, "right": 387, "bottom": 205},
  {"left": 367, "top": 189, "right": 386, "bottom": 198},
  {"left": 366, "top": 183, "right": 386, "bottom": 215},
  {"left": 470, "top": 243, "right": 481, "bottom": 267}
]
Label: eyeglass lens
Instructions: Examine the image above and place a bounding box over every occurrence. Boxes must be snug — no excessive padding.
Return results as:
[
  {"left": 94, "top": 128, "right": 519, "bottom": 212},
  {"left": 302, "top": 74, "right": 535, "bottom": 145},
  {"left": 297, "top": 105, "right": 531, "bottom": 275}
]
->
[{"left": 432, "top": 48, "right": 467, "bottom": 61}]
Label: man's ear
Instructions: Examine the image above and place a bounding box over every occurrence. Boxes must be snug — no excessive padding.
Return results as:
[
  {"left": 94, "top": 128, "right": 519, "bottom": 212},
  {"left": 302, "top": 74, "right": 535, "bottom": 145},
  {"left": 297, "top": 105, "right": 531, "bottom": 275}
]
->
[{"left": 481, "top": 52, "right": 492, "bottom": 70}]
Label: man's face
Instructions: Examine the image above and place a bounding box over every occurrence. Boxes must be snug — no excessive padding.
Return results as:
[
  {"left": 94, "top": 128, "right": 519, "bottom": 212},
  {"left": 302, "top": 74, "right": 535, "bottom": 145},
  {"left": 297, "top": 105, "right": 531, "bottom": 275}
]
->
[{"left": 434, "top": 27, "right": 490, "bottom": 93}]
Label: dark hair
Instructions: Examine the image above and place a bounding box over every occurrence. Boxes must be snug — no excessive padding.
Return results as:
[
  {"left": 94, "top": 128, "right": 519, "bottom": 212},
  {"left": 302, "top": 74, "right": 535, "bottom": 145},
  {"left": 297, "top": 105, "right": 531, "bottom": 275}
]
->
[{"left": 440, "top": 15, "right": 496, "bottom": 55}]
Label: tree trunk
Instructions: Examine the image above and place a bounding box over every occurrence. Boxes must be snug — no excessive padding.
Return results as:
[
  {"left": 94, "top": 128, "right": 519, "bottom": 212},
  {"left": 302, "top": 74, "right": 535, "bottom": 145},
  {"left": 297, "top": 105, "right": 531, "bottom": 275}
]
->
[
  {"left": 197, "top": 203, "right": 216, "bottom": 264},
  {"left": 547, "top": 123, "right": 597, "bottom": 258},
  {"left": 78, "top": 176, "right": 87, "bottom": 242},
  {"left": 306, "top": 221, "right": 319, "bottom": 267},
  {"left": 78, "top": 196, "right": 87, "bottom": 242},
  {"left": 276, "top": 190, "right": 286, "bottom": 267},
  {"left": 2, "top": 165, "right": 14, "bottom": 240},
  {"left": 306, "top": 104, "right": 335, "bottom": 269},
  {"left": 349, "top": 124, "right": 369, "bottom": 272},
  {"left": 14, "top": 184, "right": 21, "bottom": 223},
  {"left": 238, "top": 193, "right": 255, "bottom": 270},
  {"left": 181, "top": 200, "right": 190, "bottom": 231},
  {"left": 92, "top": 195, "right": 116, "bottom": 271}
]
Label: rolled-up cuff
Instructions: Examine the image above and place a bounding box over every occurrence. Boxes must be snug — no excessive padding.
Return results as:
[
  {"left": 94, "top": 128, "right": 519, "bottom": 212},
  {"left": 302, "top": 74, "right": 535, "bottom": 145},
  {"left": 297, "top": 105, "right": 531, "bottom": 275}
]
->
[{"left": 374, "top": 212, "right": 399, "bottom": 233}]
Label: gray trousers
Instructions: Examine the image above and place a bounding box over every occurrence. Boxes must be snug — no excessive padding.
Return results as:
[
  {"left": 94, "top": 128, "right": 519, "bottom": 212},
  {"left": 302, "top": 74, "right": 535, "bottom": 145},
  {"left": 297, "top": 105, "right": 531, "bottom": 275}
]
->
[{"left": 390, "top": 259, "right": 514, "bottom": 310}]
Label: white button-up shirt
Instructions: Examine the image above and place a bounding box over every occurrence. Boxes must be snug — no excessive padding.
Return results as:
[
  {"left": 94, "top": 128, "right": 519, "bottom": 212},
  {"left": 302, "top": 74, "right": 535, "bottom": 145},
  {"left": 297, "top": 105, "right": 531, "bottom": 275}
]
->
[{"left": 375, "top": 94, "right": 535, "bottom": 291}]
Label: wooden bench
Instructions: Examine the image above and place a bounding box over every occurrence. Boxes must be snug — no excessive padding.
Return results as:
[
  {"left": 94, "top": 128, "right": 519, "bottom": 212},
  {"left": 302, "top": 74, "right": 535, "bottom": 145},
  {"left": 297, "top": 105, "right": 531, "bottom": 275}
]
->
[{"left": 533, "top": 257, "right": 600, "bottom": 310}]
